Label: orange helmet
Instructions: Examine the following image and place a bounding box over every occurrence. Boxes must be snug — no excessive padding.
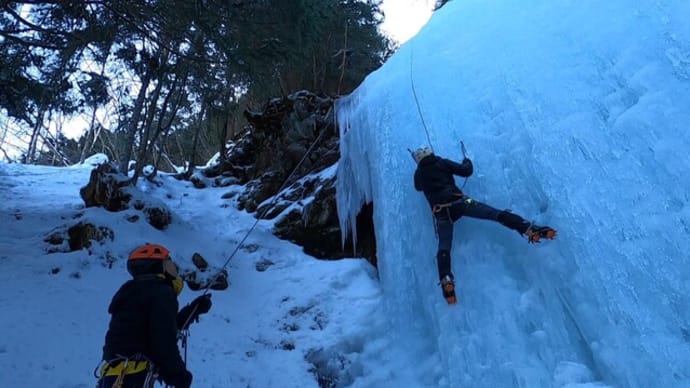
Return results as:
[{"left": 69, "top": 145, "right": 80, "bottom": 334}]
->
[
  {"left": 127, "top": 244, "right": 172, "bottom": 277},
  {"left": 129, "top": 244, "right": 170, "bottom": 261},
  {"left": 126, "top": 243, "right": 183, "bottom": 295}
]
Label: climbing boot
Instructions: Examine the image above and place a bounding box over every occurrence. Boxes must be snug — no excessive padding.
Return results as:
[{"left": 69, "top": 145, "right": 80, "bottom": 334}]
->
[
  {"left": 440, "top": 275, "right": 456, "bottom": 305},
  {"left": 525, "top": 225, "right": 557, "bottom": 243}
]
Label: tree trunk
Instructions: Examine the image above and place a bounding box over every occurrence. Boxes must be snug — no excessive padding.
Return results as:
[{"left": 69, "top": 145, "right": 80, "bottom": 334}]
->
[
  {"left": 132, "top": 71, "right": 165, "bottom": 181},
  {"left": 24, "top": 108, "right": 45, "bottom": 163},
  {"left": 79, "top": 55, "right": 110, "bottom": 164},
  {"left": 147, "top": 68, "right": 187, "bottom": 178},
  {"left": 118, "top": 66, "right": 153, "bottom": 175},
  {"left": 185, "top": 103, "right": 207, "bottom": 177},
  {"left": 337, "top": 23, "right": 349, "bottom": 96}
]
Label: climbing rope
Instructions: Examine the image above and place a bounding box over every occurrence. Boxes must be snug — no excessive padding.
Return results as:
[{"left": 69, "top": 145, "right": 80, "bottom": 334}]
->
[
  {"left": 409, "top": 46, "right": 472, "bottom": 205},
  {"left": 218, "top": 125, "right": 327, "bottom": 271},
  {"left": 179, "top": 123, "right": 328, "bottom": 347},
  {"left": 410, "top": 47, "right": 434, "bottom": 152},
  {"left": 409, "top": 46, "right": 470, "bottom": 177}
]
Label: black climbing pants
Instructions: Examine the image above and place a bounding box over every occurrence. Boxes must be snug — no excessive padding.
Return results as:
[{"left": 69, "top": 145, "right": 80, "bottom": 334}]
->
[{"left": 433, "top": 196, "right": 528, "bottom": 279}]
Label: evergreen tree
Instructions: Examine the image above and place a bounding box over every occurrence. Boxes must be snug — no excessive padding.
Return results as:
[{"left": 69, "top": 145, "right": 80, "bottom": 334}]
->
[{"left": 0, "top": 0, "right": 391, "bottom": 170}]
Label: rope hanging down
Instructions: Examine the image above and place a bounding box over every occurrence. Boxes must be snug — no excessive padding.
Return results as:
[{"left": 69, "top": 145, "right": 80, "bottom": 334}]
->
[
  {"left": 409, "top": 46, "right": 471, "bottom": 190},
  {"left": 410, "top": 47, "right": 434, "bottom": 151},
  {"left": 178, "top": 124, "right": 328, "bottom": 348},
  {"left": 409, "top": 46, "right": 470, "bottom": 173}
]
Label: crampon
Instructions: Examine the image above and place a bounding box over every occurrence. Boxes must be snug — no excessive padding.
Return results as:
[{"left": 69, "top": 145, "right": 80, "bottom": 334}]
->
[
  {"left": 526, "top": 225, "right": 557, "bottom": 243},
  {"left": 440, "top": 275, "right": 456, "bottom": 305}
]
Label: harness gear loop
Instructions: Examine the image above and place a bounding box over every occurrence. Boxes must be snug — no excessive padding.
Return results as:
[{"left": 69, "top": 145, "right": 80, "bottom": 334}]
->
[
  {"left": 431, "top": 192, "right": 465, "bottom": 214},
  {"left": 180, "top": 328, "right": 189, "bottom": 364},
  {"left": 111, "top": 358, "right": 128, "bottom": 388},
  {"left": 95, "top": 355, "right": 157, "bottom": 387}
]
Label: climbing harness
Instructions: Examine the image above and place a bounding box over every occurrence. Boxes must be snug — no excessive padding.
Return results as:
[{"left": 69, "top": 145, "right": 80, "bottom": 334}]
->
[
  {"left": 431, "top": 194, "right": 475, "bottom": 234},
  {"left": 94, "top": 355, "right": 157, "bottom": 388},
  {"left": 431, "top": 193, "right": 470, "bottom": 214}
]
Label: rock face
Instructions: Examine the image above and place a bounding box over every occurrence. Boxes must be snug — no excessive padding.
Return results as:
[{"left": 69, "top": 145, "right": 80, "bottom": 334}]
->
[{"left": 203, "top": 91, "right": 376, "bottom": 266}]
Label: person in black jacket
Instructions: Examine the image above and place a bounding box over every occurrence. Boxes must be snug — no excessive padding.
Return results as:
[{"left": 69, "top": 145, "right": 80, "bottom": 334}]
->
[
  {"left": 412, "top": 146, "right": 556, "bottom": 303},
  {"left": 97, "top": 244, "right": 212, "bottom": 388}
]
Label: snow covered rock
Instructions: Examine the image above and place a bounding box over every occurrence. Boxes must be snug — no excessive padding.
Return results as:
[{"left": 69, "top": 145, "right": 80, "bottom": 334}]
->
[{"left": 79, "top": 162, "right": 173, "bottom": 230}]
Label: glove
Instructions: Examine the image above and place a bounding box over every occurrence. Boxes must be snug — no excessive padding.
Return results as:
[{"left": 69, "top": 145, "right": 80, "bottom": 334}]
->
[
  {"left": 177, "top": 294, "right": 212, "bottom": 329},
  {"left": 177, "top": 370, "right": 192, "bottom": 388},
  {"left": 190, "top": 294, "right": 212, "bottom": 314},
  {"left": 461, "top": 158, "right": 473, "bottom": 176},
  {"left": 162, "top": 368, "right": 192, "bottom": 388},
  {"left": 181, "top": 370, "right": 193, "bottom": 388}
]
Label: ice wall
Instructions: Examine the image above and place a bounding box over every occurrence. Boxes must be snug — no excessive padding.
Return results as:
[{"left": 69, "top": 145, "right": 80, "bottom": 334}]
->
[{"left": 337, "top": 0, "right": 690, "bottom": 386}]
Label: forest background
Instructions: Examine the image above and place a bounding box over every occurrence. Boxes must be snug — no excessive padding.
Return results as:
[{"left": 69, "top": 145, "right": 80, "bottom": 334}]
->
[{"left": 0, "top": 0, "right": 449, "bottom": 175}]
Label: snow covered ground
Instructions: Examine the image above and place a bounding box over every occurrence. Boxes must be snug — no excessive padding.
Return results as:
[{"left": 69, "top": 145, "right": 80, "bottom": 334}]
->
[
  {"left": 2, "top": 0, "right": 690, "bottom": 387},
  {"left": 0, "top": 158, "right": 385, "bottom": 387}
]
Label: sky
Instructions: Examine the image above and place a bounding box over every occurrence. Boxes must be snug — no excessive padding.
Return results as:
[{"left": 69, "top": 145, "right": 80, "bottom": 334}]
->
[
  {"left": 380, "top": 0, "right": 434, "bottom": 43},
  {"left": 2, "top": 0, "right": 690, "bottom": 387}
]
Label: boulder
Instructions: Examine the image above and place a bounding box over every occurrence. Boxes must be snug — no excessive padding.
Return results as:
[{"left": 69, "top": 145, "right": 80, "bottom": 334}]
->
[
  {"left": 79, "top": 162, "right": 131, "bottom": 211},
  {"left": 181, "top": 252, "right": 229, "bottom": 291},
  {"left": 80, "top": 163, "right": 173, "bottom": 230}
]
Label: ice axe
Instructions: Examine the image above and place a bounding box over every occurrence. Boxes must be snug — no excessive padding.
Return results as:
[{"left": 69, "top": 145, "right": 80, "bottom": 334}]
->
[
  {"left": 406, "top": 148, "right": 416, "bottom": 162},
  {"left": 460, "top": 140, "right": 470, "bottom": 189}
]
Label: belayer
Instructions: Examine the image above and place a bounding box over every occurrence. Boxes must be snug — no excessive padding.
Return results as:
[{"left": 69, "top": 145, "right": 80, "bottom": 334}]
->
[
  {"left": 96, "top": 244, "right": 212, "bottom": 388},
  {"left": 412, "top": 146, "right": 556, "bottom": 304}
]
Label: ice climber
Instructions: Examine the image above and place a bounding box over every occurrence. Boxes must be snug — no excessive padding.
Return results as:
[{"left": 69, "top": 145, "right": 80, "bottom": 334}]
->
[
  {"left": 96, "top": 243, "right": 212, "bottom": 388},
  {"left": 412, "top": 146, "right": 556, "bottom": 304}
]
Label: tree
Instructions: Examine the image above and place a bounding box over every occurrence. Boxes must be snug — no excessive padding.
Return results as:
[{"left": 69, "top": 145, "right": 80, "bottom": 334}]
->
[
  {"left": 0, "top": 1, "right": 117, "bottom": 161},
  {"left": 0, "top": 0, "right": 392, "bottom": 173}
]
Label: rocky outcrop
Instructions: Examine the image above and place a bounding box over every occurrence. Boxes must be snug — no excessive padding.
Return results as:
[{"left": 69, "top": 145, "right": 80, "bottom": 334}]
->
[
  {"left": 79, "top": 163, "right": 131, "bottom": 211},
  {"left": 271, "top": 178, "right": 377, "bottom": 267},
  {"left": 44, "top": 224, "right": 229, "bottom": 291},
  {"left": 203, "top": 91, "right": 376, "bottom": 266},
  {"left": 80, "top": 162, "right": 173, "bottom": 230},
  {"left": 44, "top": 221, "right": 114, "bottom": 253},
  {"left": 182, "top": 253, "right": 229, "bottom": 291}
]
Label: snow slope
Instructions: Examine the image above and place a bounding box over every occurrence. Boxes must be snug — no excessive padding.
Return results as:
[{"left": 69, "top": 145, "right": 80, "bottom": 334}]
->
[{"left": 0, "top": 158, "right": 383, "bottom": 388}]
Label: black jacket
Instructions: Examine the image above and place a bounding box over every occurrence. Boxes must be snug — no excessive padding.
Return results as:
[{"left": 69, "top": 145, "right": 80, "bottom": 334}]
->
[
  {"left": 102, "top": 276, "right": 192, "bottom": 388},
  {"left": 414, "top": 155, "right": 473, "bottom": 206}
]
